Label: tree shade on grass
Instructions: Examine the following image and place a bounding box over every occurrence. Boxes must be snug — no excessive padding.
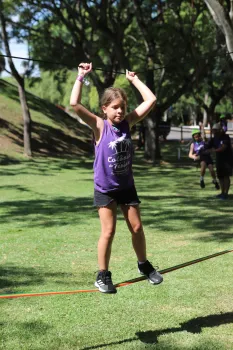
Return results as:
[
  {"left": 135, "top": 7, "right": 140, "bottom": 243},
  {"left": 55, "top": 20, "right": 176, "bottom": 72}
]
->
[{"left": 0, "top": 152, "right": 233, "bottom": 350}]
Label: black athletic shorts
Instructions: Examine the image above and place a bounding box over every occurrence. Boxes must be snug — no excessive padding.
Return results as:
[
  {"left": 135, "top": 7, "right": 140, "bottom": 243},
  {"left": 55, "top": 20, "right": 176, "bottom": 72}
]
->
[
  {"left": 199, "top": 155, "right": 213, "bottom": 166},
  {"left": 94, "top": 185, "right": 141, "bottom": 207}
]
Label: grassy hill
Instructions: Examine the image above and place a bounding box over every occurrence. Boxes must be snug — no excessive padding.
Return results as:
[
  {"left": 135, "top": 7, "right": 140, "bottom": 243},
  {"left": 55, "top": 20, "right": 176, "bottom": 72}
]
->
[{"left": 0, "top": 79, "right": 92, "bottom": 163}]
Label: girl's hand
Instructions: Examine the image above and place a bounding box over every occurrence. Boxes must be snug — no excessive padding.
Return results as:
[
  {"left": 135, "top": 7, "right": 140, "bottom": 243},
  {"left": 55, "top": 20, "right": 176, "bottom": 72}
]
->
[
  {"left": 126, "top": 69, "right": 138, "bottom": 82},
  {"left": 78, "top": 62, "right": 92, "bottom": 77}
]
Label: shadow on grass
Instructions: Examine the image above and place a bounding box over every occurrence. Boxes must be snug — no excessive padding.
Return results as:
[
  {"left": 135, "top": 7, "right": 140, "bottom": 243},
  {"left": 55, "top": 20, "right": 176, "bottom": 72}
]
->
[
  {"left": 0, "top": 79, "right": 86, "bottom": 135},
  {"left": 0, "top": 185, "right": 31, "bottom": 192},
  {"left": 0, "top": 157, "right": 93, "bottom": 175},
  {"left": 137, "top": 193, "right": 233, "bottom": 239},
  {"left": 0, "top": 197, "right": 95, "bottom": 228},
  {"left": 0, "top": 116, "right": 92, "bottom": 158},
  {"left": 15, "top": 320, "right": 51, "bottom": 335},
  {"left": 0, "top": 154, "right": 21, "bottom": 166},
  {"left": 1, "top": 154, "right": 232, "bottom": 239},
  {"left": 0, "top": 79, "right": 93, "bottom": 158},
  {"left": 136, "top": 312, "right": 233, "bottom": 344},
  {"left": 80, "top": 312, "right": 233, "bottom": 349},
  {"left": 0, "top": 320, "right": 51, "bottom": 341},
  {"left": 0, "top": 265, "right": 74, "bottom": 294},
  {"left": 31, "top": 121, "right": 92, "bottom": 157},
  {"left": 197, "top": 231, "right": 233, "bottom": 243},
  {"left": 1, "top": 185, "right": 232, "bottom": 238}
]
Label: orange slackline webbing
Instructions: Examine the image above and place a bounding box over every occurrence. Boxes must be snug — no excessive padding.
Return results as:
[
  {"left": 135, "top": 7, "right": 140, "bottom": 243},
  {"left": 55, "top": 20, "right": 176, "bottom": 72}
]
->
[{"left": 0, "top": 248, "right": 232, "bottom": 299}]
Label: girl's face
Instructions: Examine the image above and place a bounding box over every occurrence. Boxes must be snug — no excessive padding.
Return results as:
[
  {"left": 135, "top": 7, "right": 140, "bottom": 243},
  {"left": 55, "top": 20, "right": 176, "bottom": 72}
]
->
[
  {"left": 102, "top": 98, "right": 126, "bottom": 125},
  {"left": 193, "top": 133, "right": 201, "bottom": 141}
]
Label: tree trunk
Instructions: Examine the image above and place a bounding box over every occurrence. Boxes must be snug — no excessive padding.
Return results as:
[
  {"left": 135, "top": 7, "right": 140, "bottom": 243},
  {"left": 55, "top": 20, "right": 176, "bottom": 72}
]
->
[
  {"left": 144, "top": 118, "right": 156, "bottom": 162},
  {"left": 203, "top": 93, "right": 209, "bottom": 126},
  {"left": 143, "top": 63, "right": 161, "bottom": 163},
  {"left": 207, "top": 104, "right": 216, "bottom": 139},
  {"left": 0, "top": 2, "right": 32, "bottom": 157},
  {"left": 18, "top": 82, "right": 32, "bottom": 156},
  {"left": 155, "top": 106, "right": 162, "bottom": 160},
  {"left": 204, "top": 0, "right": 233, "bottom": 61}
]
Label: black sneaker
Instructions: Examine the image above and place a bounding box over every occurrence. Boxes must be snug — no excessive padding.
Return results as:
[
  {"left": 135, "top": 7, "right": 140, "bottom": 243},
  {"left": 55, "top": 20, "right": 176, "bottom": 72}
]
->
[
  {"left": 200, "top": 179, "right": 205, "bottom": 188},
  {"left": 94, "top": 270, "right": 117, "bottom": 293},
  {"left": 213, "top": 180, "right": 220, "bottom": 190},
  {"left": 138, "top": 260, "right": 163, "bottom": 285}
]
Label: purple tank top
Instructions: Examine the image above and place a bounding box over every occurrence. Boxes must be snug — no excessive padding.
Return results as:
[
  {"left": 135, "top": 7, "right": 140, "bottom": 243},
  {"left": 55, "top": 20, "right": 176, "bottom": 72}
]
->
[
  {"left": 94, "top": 119, "right": 134, "bottom": 193},
  {"left": 193, "top": 140, "right": 205, "bottom": 155}
]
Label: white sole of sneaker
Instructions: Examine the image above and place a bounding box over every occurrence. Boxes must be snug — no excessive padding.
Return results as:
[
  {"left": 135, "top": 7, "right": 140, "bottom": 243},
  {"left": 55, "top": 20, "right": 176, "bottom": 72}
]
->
[
  {"left": 148, "top": 278, "right": 163, "bottom": 285},
  {"left": 94, "top": 281, "right": 117, "bottom": 293},
  {"left": 138, "top": 269, "right": 163, "bottom": 285}
]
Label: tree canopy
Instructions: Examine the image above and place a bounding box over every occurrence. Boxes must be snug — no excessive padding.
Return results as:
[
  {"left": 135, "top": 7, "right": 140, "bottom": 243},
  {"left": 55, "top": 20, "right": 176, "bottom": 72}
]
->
[{"left": 2, "top": 0, "right": 233, "bottom": 159}]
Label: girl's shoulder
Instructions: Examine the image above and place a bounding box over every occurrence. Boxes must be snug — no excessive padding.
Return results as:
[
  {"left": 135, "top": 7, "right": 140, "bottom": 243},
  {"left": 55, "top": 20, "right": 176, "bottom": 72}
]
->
[{"left": 96, "top": 116, "right": 105, "bottom": 128}]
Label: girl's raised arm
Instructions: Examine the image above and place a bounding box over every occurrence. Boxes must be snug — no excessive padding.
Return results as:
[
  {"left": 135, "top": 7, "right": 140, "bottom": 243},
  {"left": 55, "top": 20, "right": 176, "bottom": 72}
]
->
[
  {"left": 125, "top": 70, "right": 157, "bottom": 127},
  {"left": 70, "top": 63, "right": 102, "bottom": 136},
  {"left": 189, "top": 143, "right": 195, "bottom": 159}
]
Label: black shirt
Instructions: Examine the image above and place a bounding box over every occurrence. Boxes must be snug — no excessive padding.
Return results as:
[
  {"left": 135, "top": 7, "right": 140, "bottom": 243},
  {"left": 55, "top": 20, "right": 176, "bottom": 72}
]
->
[{"left": 208, "top": 134, "right": 233, "bottom": 164}]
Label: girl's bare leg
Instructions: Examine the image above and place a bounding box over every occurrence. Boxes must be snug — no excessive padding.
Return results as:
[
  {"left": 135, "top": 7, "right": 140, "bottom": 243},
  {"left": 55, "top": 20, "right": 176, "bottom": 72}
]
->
[
  {"left": 121, "top": 204, "right": 146, "bottom": 262},
  {"left": 97, "top": 201, "right": 117, "bottom": 271},
  {"left": 121, "top": 204, "right": 163, "bottom": 285},
  {"left": 200, "top": 161, "right": 206, "bottom": 177},
  {"left": 208, "top": 164, "right": 217, "bottom": 180}
]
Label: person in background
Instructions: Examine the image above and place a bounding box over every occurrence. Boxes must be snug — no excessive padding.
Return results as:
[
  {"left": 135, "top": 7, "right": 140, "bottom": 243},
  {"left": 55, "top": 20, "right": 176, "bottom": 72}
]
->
[
  {"left": 205, "top": 123, "right": 233, "bottom": 199},
  {"left": 219, "top": 114, "right": 228, "bottom": 133},
  {"left": 189, "top": 129, "right": 220, "bottom": 190}
]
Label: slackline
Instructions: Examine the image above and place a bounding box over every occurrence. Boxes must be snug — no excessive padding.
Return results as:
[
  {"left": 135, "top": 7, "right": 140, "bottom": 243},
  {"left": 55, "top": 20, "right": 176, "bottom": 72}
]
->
[{"left": 0, "top": 248, "right": 232, "bottom": 299}]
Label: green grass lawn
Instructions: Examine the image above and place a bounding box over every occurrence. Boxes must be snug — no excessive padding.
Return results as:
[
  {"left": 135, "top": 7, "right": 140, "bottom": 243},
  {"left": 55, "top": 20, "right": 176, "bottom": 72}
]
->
[{"left": 1, "top": 151, "right": 233, "bottom": 350}]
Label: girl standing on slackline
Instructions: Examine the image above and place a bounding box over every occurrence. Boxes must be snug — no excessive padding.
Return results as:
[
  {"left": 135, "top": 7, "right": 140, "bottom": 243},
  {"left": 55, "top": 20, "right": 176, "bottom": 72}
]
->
[{"left": 70, "top": 62, "right": 163, "bottom": 293}]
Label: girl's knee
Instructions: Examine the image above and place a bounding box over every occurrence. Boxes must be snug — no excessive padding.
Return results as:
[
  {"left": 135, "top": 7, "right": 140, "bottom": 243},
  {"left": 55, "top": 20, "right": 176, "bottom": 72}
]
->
[
  {"left": 131, "top": 223, "right": 143, "bottom": 235},
  {"left": 100, "top": 230, "right": 115, "bottom": 241}
]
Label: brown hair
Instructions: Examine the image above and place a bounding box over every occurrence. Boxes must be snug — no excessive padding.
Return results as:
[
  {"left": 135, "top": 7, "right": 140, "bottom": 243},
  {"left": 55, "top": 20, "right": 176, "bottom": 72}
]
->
[{"left": 100, "top": 87, "right": 128, "bottom": 119}]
